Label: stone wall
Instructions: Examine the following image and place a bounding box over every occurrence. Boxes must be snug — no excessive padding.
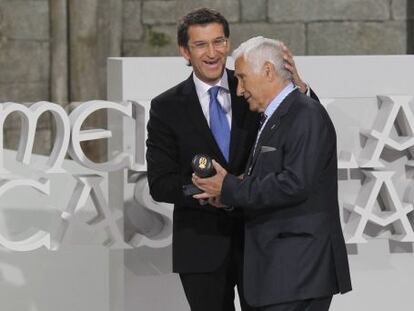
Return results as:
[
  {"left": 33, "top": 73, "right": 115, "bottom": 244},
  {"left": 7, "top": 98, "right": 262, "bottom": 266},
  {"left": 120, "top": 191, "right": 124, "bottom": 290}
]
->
[
  {"left": 0, "top": 0, "right": 412, "bottom": 158},
  {"left": 0, "top": 0, "right": 50, "bottom": 153},
  {"left": 0, "top": 0, "right": 50, "bottom": 103},
  {"left": 124, "top": 0, "right": 409, "bottom": 56}
]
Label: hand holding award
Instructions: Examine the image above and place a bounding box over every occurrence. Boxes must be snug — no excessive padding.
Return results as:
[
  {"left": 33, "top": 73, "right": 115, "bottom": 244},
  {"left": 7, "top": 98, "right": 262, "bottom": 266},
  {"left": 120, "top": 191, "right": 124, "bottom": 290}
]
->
[{"left": 182, "top": 154, "right": 216, "bottom": 196}]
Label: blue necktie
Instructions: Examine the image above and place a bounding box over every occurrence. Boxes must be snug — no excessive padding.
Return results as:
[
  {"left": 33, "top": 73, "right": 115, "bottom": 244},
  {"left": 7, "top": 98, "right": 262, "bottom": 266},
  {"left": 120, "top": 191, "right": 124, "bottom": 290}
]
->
[{"left": 209, "top": 86, "right": 230, "bottom": 162}]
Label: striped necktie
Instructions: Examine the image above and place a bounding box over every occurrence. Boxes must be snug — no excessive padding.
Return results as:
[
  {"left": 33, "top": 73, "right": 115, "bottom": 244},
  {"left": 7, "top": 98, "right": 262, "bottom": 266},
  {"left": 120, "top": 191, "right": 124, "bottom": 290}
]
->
[
  {"left": 259, "top": 112, "right": 267, "bottom": 129},
  {"left": 252, "top": 112, "right": 268, "bottom": 156}
]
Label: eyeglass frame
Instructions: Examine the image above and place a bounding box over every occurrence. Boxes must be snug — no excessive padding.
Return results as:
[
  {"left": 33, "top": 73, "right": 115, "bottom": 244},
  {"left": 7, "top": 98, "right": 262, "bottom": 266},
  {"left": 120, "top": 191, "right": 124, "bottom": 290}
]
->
[{"left": 187, "top": 37, "right": 229, "bottom": 52}]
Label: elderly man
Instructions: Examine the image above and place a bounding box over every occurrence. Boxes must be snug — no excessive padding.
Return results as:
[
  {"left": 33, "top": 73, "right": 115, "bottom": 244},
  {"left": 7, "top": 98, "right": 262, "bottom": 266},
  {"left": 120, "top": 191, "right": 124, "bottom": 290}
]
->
[{"left": 193, "top": 36, "right": 352, "bottom": 311}]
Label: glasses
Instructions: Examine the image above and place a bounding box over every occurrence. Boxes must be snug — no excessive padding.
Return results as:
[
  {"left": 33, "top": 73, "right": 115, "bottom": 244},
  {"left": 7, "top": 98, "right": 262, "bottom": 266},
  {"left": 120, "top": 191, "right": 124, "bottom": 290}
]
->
[{"left": 188, "top": 38, "right": 228, "bottom": 51}]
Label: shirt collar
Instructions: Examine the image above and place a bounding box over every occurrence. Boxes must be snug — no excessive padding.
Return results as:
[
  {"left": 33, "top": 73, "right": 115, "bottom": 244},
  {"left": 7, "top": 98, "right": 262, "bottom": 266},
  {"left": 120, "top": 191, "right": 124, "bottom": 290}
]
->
[
  {"left": 193, "top": 70, "right": 230, "bottom": 97},
  {"left": 263, "top": 82, "right": 296, "bottom": 119}
]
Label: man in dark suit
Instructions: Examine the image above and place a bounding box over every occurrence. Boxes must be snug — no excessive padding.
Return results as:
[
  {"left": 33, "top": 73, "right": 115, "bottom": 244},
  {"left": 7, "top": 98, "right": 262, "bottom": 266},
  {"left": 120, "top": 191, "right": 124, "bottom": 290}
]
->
[
  {"left": 192, "top": 36, "right": 352, "bottom": 311},
  {"left": 146, "top": 8, "right": 317, "bottom": 311}
]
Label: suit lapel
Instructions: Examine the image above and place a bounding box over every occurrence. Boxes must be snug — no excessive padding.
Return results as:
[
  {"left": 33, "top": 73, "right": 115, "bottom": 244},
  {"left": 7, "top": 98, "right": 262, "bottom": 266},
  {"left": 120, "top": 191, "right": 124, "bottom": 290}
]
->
[
  {"left": 182, "top": 74, "right": 226, "bottom": 162},
  {"left": 247, "top": 89, "right": 300, "bottom": 175},
  {"left": 246, "top": 115, "right": 282, "bottom": 175}
]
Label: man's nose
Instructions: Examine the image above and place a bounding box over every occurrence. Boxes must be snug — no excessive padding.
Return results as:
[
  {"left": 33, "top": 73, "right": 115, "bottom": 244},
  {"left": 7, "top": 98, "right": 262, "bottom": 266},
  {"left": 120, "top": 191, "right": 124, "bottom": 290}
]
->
[{"left": 206, "top": 43, "right": 216, "bottom": 57}]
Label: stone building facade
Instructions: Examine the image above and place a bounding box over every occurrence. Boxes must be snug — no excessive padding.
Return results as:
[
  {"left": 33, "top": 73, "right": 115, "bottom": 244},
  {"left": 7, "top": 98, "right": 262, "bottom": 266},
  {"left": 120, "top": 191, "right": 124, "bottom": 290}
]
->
[{"left": 0, "top": 0, "right": 412, "bottom": 158}]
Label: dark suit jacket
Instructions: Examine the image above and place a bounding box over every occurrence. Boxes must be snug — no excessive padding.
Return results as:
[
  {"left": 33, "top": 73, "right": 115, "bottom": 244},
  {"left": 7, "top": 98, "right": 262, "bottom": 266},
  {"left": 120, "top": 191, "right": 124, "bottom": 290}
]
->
[
  {"left": 146, "top": 69, "right": 259, "bottom": 273},
  {"left": 222, "top": 89, "right": 352, "bottom": 306}
]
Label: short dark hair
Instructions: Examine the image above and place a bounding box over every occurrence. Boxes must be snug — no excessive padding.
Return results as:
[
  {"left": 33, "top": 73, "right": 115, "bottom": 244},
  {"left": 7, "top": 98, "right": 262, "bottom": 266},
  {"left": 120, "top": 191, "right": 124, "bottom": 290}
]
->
[{"left": 177, "top": 8, "right": 230, "bottom": 47}]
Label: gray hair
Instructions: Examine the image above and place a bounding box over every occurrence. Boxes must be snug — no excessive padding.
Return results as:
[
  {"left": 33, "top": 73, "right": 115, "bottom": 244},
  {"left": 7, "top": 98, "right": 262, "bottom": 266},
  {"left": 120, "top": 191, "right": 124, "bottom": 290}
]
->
[{"left": 232, "top": 36, "right": 292, "bottom": 81}]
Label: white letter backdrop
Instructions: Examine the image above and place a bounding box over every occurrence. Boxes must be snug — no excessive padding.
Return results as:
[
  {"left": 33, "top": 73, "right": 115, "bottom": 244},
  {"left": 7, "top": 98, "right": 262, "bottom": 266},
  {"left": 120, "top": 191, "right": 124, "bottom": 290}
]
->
[{"left": 0, "top": 56, "right": 412, "bottom": 311}]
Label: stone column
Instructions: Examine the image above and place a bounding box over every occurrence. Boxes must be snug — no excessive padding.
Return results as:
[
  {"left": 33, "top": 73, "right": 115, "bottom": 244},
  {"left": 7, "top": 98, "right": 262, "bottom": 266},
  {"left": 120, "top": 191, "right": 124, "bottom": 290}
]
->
[
  {"left": 408, "top": 0, "right": 414, "bottom": 53},
  {"left": 68, "top": 0, "right": 122, "bottom": 161},
  {"left": 50, "top": 0, "right": 69, "bottom": 106},
  {"left": 69, "top": 0, "right": 100, "bottom": 100}
]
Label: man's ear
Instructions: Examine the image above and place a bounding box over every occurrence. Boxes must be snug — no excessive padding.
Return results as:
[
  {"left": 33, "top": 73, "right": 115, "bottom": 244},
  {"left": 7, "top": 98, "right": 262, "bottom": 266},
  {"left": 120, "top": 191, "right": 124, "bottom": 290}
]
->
[
  {"left": 179, "top": 46, "right": 190, "bottom": 61},
  {"left": 263, "top": 61, "right": 275, "bottom": 80}
]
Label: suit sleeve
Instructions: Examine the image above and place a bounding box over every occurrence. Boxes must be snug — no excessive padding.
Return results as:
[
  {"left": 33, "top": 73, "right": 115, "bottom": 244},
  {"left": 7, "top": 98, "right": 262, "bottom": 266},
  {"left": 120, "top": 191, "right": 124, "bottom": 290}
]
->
[
  {"left": 146, "top": 98, "right": 187, "bottom": 205},
  {"left": 221, "top": 106, "right": 335, "bottom": 209}
]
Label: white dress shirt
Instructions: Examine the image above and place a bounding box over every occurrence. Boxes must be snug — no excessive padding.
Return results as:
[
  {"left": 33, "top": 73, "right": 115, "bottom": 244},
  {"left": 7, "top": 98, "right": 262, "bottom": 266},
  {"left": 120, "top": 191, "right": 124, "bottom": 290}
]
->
[{"left": 193, "top": 71, "right": 232, "bottom": 129}]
